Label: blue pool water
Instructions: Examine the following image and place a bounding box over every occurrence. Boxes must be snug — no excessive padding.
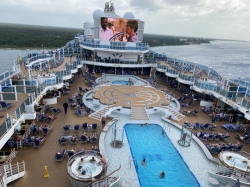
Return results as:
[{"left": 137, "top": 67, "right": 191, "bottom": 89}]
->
[
  {"left": 125, "top": 124, "right": 200, "bottom": 187},
  {"left": 112, "top": 80, "right": 130, "bottom": 85}
]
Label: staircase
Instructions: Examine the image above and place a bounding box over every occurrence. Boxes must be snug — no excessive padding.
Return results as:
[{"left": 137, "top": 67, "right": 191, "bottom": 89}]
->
[
  {"left": 88, "top": 105, "right": 115, "bottom": 121},
  {"left": 130, "top": 107, "right": 149, "bottom": 120},
  {"left": 160, "top": 106, "right": 185, "bottom": 121},
  {"left": 0, "top": 161, "right": 26, "bottom": 187}
]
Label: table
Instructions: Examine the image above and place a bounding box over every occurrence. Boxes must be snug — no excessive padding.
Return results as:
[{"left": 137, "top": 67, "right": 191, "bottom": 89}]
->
[{"left": 209, "top": 177, "right": 219, "bottom": 185}]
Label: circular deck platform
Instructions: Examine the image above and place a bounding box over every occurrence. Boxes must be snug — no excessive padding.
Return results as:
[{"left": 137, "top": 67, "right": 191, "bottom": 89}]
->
[{"left": 93, "top": 85, "right": 169, "bottom": 108}]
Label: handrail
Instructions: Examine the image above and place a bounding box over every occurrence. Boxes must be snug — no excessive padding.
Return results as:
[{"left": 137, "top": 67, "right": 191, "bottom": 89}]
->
[{"left": 82, "top": 164, "right": 121, "bottom": 187}]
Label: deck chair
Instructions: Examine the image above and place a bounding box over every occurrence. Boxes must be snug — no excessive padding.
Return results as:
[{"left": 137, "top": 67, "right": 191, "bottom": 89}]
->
[
  {"left": 22, "top": 138, "right": 32, "bottom": 148},
  {"left": 82, "top": 123, "right": 88, "bottom": 131},
  {"left": 74, "top": 124, "right": 80, "bottom": 132},
  {"left": 46, "top": 114, "right": 56, "bottom": 123},
  {"left": 201, "top": 124, "right": 210, "bottom": 131},
  {"left": 70, "top": 135, "right": 78, "bottom": 145},
  {"left": 33, "top": 138, "right": 45, "bottom": 149},
  {"left": 0, "top": 101, "right": 13, "bottom": 110},
  {"left": 67, "top": 151, "right": 75, "bottom": 159},
  {"left": 53, "top": 108, "right": 61, "bottom": 114},
  {"left": 63, "top": 125, "right": 71, "bottom": 133},
  {"left": 90, "top": 137, "right": 97, "bottom": 143},
  {"left": 86, "top": 108, "right": 91, "bottom": 115},
  {"left": 59, "top": 136, "right": 68, "bottom": 144},
  {"left": 55, "top": 149, "right": 66, "bottom": 161},
  {"left": 68, "top": 98, "right": 74, "bottom": 103},
  {"left": 194, "top": 122, "right": 200, "bottom": 129},
  {"left": 80, "top": 135, "right": 87, "bottom": 144},
  {"left": 235, "top": 145, "right": 243, "bottom": 152},
  {"left": 42, "top": 127, "right": 52, "bottom": 136},
  {"left": 91, "top": 124, "right": 97, "bottom": 131},
  {"left": 76, "top": 109, "right": 85, "bottom": 116},
  {"left": 210, "top": 147, "right": 220, "bottom": 154},
  {"left": 31, "top": 127, "right": 39, "bottom": 135}
]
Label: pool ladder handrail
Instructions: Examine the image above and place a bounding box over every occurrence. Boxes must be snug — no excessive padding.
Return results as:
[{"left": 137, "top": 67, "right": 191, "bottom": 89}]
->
[
  {"left": 129, "top": 156, "right": 138, "bottom": 171},
  {"left": 162, "top": 123, "right": 170, "bottom": 134}
]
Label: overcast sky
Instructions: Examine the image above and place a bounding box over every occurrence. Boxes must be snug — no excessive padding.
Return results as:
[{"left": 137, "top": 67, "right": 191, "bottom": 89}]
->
[{"left": 1, "top": 0, "right": 250, "bottom": 41}]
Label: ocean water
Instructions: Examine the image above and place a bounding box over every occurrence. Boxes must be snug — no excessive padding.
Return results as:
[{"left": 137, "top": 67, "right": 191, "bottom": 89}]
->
[
  {"left": 125, "top": 124, "right": 200, "bottom": 187},
  {"left": 0, "top": 40, "right": 250, "bottom": 81},
  {"left": 0, "top": 49, "right": 43, "bottom": 73},
  {"left": 151, "top": 40, "right": 250, "bottom": 82}
]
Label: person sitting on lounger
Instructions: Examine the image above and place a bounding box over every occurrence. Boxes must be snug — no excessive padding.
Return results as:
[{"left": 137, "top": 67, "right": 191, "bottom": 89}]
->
[{"left": 237, "top": 134, "right": 248, "bottom": 141}]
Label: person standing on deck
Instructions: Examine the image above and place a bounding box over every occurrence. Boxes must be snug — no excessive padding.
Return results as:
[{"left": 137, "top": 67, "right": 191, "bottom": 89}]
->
[
  {"left": 63, "top": 102, "right": 68, "bottom": 114},
  {"left": 101, "top": 116, "right": 106, "bottom": 128}
]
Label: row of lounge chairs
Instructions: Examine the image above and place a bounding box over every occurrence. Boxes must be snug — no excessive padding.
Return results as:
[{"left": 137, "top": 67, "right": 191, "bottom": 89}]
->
[
  {"left": 22, "top": 137, "right": 46, "bottom": 149},
  {"left": 58, "top": 134, "right": 98, "bottom": 144},
  {"left": 205, "top": 143, "right": 243, "bottom": 154},
  {"left": 55, "top": 147, "right": 100, "bottom": 162},
  {"left": 194, "top": 131, "right": 230, "bottom": 141},
  {"left": 30, "top": 126, "right": 53, "bottom": 136},
  {"left": 222, "top": 124, "right": 241, "bottom": 132},
  {"left": 63, "top": 123, "right": 97, "bottom": 133}
]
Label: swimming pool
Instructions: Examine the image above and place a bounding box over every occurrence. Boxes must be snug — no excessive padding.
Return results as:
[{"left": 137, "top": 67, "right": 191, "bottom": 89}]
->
[
  {"left": 112, "top": 80, "right": 130, "bottom": 85},
  {"left": 125, "top": 124, "right": 200, "bottom": 187}
]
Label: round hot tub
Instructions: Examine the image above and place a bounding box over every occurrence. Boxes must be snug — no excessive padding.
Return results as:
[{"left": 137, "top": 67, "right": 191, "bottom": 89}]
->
[
  {"left": 219, "top": 151, "right": 250, "bottom": 171},
  {"left": 71, "top": 156, "right": 103, "bottom": 179}
]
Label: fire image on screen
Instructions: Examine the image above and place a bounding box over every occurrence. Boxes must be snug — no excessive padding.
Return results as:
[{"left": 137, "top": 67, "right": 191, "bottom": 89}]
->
[{"left": 100, "top": 17, "right": 138, "bottom": 42}]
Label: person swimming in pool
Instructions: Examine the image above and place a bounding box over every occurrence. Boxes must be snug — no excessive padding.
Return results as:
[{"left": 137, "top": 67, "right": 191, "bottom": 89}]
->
[
  {"left": 159, "top": 171, "right": 165, "bottom": 178},
  {"left": 141, "top": 158, "right": 147, "bottom": 166}
]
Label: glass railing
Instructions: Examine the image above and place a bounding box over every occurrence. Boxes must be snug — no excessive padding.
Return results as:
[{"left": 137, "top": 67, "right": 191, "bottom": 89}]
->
[
  {"left": 166, "top": 68, "right": 178, "bottom": 75},
  {"left": 0, "top": 71, "right": 16, "bottom": 82},
  {"left": 0, "top": 96, "right": 33, "bottom": 139},
  {"left": 80, "top": 42, "right": 149, "bottom": 51},
  {"left": 178, "top": 73, "right": 195, "bottom": 82}
]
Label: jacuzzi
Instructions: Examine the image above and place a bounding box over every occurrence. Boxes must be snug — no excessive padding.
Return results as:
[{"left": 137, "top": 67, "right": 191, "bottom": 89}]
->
[{"left": 71, "top": 156, "right": 103, "bottom": 179}]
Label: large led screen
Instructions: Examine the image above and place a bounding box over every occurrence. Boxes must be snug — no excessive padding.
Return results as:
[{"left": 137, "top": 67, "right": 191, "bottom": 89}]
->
[{"left": 100, "top": 17, "right": 139, "bottom": 42}]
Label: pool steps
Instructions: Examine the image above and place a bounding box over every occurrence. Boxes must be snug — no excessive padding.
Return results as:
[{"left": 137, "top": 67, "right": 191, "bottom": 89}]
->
[{"left": 130, "top": 107, "right": 149, "bottom": 120}]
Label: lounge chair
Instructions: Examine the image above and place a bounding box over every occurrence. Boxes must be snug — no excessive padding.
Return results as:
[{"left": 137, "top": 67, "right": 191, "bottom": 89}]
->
[
  {"left": 55, "top": 149, "right": 66, "bottom": 161},
  {"left": 194, "top": 122, "right": 200, "bottom": 129},
  {"left": 67, "top": 151, "right": 75, "bottom": 159},
  {"left": 210, "top": 147, "right": 220, "bottom": 154},
  {"left": 222, "top": 124, "right": 238, "bottom": 132},
  {"left": 68, "top": 98, "right": 74, "bottom": 103},
  {"left": 22, "top": 138, "right": 33, "bottom": 148},
  {"left": 33, "top": 138, "right": 45, "bottom": 149},
  {"left": 53, "top": 108, "right": 61, "bottom": 114},
  {"left": 82, "top": 123, "right": 88, "bottom": 131},
  {"left": 86, "top": 108, "right": 91, "bottom": 115},
  {"left": 90, "top": 137, "right": 98, "bottom": 143},
  {"left": 70, "top": 135, "right": 78, "bottom": 145},
  {"left": 0, "top": 101, "right": 13, "bottom": 110},
  {"left": 63, "top": 125, "right": 71, "bottom": 133},
  {"left": 235, "top": 145, "right": 243, "bottom": 152},
  {"left": 76, "top": 109, "right": 85, "bottom": 117},
  {"left": 74, "top": 124, "right": 80, "bottom": 132},
  {"left": 201, "top": 124, "right": 210, "bottom": 131},
  {"left": 237, "top": 134, "right": 250, "bottom": 144},
  {"left": 91, "top": 124, "right": 97, "bottom": 131},
  {"left": 208, "top": 134, "right": 215, "bottom": 141},
  {"left": 46, "top": 114, "right": 56, "bottom": 123},
  {"left": 8, "top": 140, "right": 16, "bottom": 148},
  {"left": 31, "top": 127, "right": 39, "bottom": 135},
  {"left": 59, "top": 136, "right": 68, "bottom": 144},
  {"left": 42, "top": 127, "right": 53, "bottom": 136},
  {"left": 80, "top": 135, "right": 87, "bottom": 144}
]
